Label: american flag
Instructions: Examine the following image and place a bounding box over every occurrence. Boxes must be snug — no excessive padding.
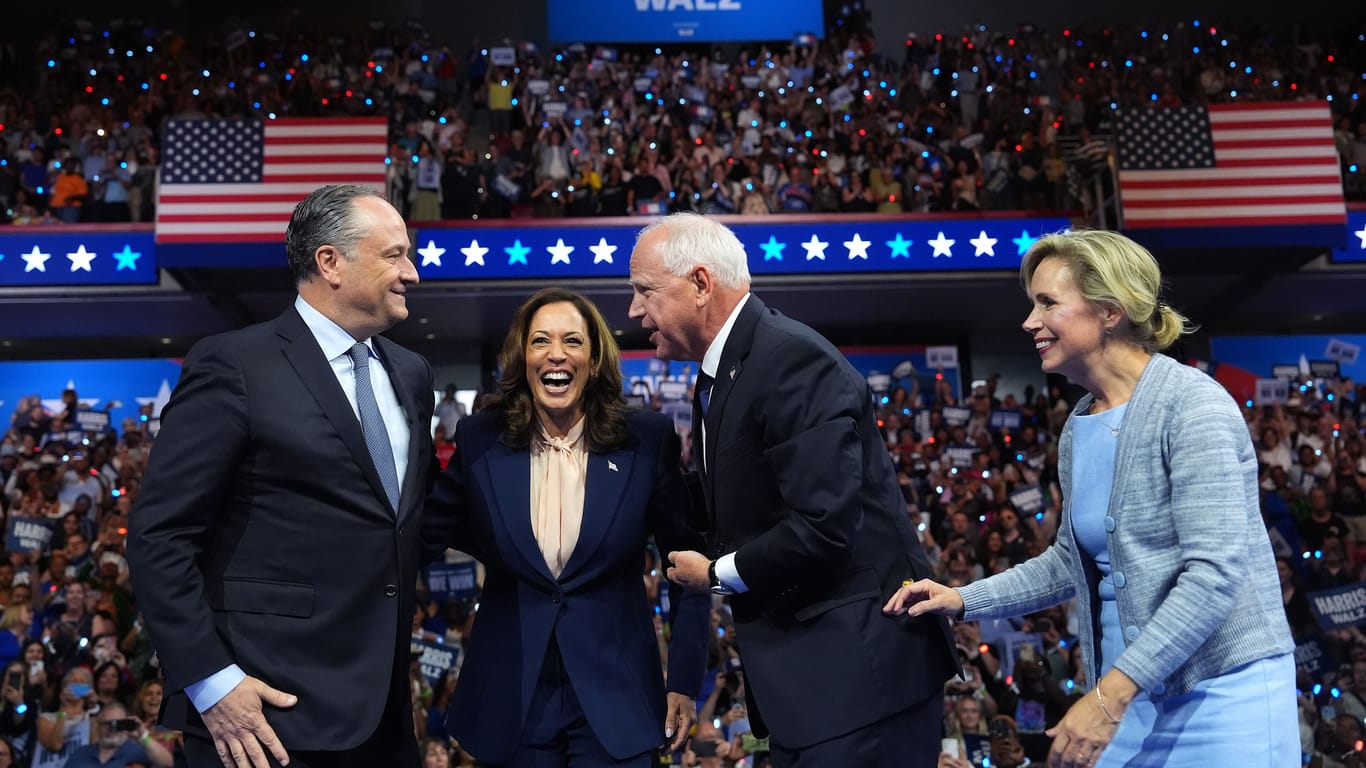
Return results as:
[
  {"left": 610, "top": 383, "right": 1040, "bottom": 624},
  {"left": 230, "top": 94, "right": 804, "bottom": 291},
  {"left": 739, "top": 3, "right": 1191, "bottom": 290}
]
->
[
  {"left": 1116, "top": 102, "right": 1345, "bottom": 228},
  {"left": 156, "top": 118, "right": 388, "bottom": 243}
]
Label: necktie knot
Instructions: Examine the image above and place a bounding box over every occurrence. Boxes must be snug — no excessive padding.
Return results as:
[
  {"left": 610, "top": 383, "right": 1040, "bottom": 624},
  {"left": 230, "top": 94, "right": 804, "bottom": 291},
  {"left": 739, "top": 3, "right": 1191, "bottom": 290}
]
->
[{"left": 348, "top": 342, "right": 370, "bottom": 371}]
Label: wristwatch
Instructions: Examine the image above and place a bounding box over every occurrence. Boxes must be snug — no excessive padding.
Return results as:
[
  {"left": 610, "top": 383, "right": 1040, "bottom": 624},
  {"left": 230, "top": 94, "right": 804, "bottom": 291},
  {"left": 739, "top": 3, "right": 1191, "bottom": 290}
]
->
[{"left": 708, "top": 560, "right": 735, "bottom": 596}]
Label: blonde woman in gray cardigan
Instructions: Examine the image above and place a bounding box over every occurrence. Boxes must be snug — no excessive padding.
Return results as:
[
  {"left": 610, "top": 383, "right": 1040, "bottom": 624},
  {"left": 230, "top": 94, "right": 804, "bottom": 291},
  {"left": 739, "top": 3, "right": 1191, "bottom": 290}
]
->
[{"left": 885, "top": 230, "right": 1295, "bottom": 768}]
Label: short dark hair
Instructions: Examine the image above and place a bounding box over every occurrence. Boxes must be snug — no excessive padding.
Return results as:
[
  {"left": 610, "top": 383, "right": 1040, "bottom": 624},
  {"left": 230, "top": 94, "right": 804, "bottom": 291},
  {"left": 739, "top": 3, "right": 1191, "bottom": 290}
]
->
[
  {"left": 284, "top": 184, "right": 386, "bottom": 285},
  {"left": 491, "top": 288, "right": 628, "bottom": 453}
]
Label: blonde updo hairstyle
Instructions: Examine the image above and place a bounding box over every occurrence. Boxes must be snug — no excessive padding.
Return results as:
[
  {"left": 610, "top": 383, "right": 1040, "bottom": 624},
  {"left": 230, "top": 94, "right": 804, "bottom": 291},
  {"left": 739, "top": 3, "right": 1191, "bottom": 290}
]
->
[{"left": 1021, "top": 229, "right": 1193, "bottom": 353}]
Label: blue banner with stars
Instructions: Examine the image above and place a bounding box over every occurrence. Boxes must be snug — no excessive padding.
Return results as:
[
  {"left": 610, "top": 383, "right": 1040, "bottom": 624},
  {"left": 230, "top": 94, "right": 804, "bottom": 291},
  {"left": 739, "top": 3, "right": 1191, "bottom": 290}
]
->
[
  {"left": 413, "top": 216, "right": 1071, "bottom": 280},
  {"left": 0, "top": 231, "right": 156, "bottom": 287},
  {"left": 1333, "top": 211, "right": 1366, "bottom": 264}
]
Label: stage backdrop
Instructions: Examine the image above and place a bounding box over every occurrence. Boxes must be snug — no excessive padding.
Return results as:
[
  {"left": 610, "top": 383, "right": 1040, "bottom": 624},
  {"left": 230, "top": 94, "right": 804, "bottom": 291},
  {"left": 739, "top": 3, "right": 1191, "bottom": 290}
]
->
[
  {"left": 0, "top": 359, "right": 183, "bottom": 438},
  {"left": 547, "top": 0, "right": 824, "bottom": 43}
]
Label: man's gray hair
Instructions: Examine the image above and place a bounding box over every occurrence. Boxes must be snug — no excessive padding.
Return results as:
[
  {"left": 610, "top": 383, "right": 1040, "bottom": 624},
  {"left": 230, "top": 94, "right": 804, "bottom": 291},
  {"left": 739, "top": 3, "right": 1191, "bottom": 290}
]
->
[
  {"left": 636, "top": 212, "right": 751, "bottom": 289},
  {"left": 284, "top": 184, "right": 386, "bottom": 284}
]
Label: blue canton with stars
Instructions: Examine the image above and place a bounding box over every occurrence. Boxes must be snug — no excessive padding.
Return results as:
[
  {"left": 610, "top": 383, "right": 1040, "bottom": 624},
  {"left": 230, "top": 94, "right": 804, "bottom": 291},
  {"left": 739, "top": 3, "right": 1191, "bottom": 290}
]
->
[
  {"left": 162, "top": 120, "right": 265, "bottom": 184},
  {"left": 1116, "top": 106, "right": 1217, "bottom": 171},
  {"left": 414, "top": 218, "right": 1070, "bottom": 280},
  {"left": 0, "top": 232, "right": 156, "bottom": 287}
]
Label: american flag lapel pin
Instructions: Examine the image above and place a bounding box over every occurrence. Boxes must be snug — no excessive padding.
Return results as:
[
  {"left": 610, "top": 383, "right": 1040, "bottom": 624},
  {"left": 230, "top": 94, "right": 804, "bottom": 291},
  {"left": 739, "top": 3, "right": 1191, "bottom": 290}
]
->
[
  {"left": 608, "top": 461, "right": 619, "bottom": 472},
  {"left": 728, "top": 366, "right": 737, "bottom": 381}
]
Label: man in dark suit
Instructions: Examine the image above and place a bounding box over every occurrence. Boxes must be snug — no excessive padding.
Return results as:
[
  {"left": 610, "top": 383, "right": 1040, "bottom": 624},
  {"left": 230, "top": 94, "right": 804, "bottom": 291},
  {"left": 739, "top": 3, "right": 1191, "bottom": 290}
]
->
[
  {"left": 128, "top": 185, "right": 435, "bottom": 768},
  {"left": 629, "top": 213, "right": 957, "bottom": 767}
]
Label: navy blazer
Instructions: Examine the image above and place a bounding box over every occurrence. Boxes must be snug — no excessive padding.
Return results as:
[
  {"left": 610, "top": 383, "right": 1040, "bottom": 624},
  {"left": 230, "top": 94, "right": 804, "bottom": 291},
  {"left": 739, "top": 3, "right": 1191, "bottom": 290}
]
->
[
  {"left": 694, "top": 295, "right": 957, "bottom": 748},
  {"left": 128, "top": 306, "right": 435, "bottom": 750},
  {"left": 425, "top": 408, "right": 709, "bottom": 763}
]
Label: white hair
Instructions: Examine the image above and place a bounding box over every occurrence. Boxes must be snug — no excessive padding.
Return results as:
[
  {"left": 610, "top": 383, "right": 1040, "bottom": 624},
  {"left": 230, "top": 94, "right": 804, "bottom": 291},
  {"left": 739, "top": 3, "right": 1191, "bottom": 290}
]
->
[{"left": 636, "top": 213, "right": 751, "bottom": 290}]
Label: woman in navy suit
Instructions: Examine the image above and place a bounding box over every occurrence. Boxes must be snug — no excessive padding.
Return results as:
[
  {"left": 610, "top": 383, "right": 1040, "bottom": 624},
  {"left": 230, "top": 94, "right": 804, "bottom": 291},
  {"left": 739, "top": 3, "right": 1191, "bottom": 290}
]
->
[{"left": 425, "top": 287, "right": 709, "bottom": 767}]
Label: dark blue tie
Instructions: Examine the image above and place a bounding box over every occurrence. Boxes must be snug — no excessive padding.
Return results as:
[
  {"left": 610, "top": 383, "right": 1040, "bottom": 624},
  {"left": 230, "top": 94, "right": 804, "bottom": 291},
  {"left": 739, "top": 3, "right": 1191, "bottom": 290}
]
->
[
  {"left": 348, "top": 343, "right": 401, "bottom": 512},
  {"left": 696, "top": 372, "right": 714, "bottom": 417}
]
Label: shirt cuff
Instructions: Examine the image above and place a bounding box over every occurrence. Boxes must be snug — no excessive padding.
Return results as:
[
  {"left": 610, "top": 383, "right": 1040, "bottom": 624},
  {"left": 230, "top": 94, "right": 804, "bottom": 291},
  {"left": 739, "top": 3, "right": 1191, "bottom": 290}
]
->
[
  {"left": 715, "top": 553, "right": 749, "bottom": 594},
  {"left": 184, "top": 665, "right": 246, "bottom": 713}
]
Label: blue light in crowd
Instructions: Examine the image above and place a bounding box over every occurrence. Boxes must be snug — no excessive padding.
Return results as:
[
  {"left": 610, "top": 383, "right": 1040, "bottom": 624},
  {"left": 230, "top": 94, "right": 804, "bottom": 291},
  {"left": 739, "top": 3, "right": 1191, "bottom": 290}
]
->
[
  {"left": 932, "top": 67, "right": 941, "bottom": 76},
  {"left": 125, "top": 50, "right": 133, "bottom": 58},
  {"left": 951, "top": 90, "right": 959, "bottom": 97},
  {"left": 47, "top": 59, "right": 55, "bottom": 68},
  {"left": 881, "top": 396, "right": 890, "bottom": 405},
  {"left": 421, "top": 54, "right": 429, "bottom": 62},
  {"left": 89, "top": 68, "right": 97, "bottom": 76},
  {"left": 1141, "top": 30, "right": 1149, "bottom": 38},
  {"left": 365, "top": 98, "right": 374, "bottom": 106},
  {"left": 779, "top": 120, "right": 788, "bottom": 128},
  {"left": 843, "top": 114, "right": 852, "bottom": 122},
  {"left": 1150, "top": 93, "right": 1159, "bottom": 101},
  {"left": 1333, "top": 688, "right": 1342, "bottom": 698},
  {"left": 259, "top": 61, "right": 266, "bottom": 69},
  {"left": 511, "top": 98, "right": 519, "bottom": 106},
  {"left": 253, "top": 101, "right": 261, "bottom": 109},
  {"left": 141, "top": 83, "right": 149, "bottom": 90},
  {"left": 1029, "top": 71, "right": 1037, "bottom": 79},
  {"left": 555, "top": 54, "right": 563, "bottom": 62},
  {"left": 120, "top": 161, "right": 127, "bottom": 169},
  {"left": 1328, "top": 94, "right": 1335, "bottom": 102},
  {"left": 1245, "top": 66, "right": 1253, "bottom": 74},
  {"left": 1273, "top": 80, "right": 1281, "bottom": 86},
  {"left": 202, "top": 69, "right": 211, "bottom": 77},
  {"left": 1025, "top": 54, "right": 1033, "bottom": 61},
  {"left": 35, "top": 186, "right": 43, "bottom": 194},
  {"left": 1303, "top": 551, "right": 1312, "bottom": 559},
  {"left": 111, "top": 488, "right": 121, "bottom": 498},
  {"left": 862, "top": 69, "right": 870, "bottom": 77},
  {"left": 14, "top": 704, "right": 26, "bottom": 715},
  {"left": 384, "top": 157, "right": 391, "bottom": 165},
  {"left": 411, "top": 155, "right": 419, "bottom": 164},
  {"left": 0, "top": 160, "right": 7, "bottom": 167},
  {"left": 1221, "top": 39, "right": 1228, "bottom": 47},
  {"left": 804, "top": 130, "right": 813, "bottom": 138},
  {"left": 1329, "top": 393, "right": 1337, "bottom": 401},
  {"left": 1314, "top": 684, "right": 1322, "bottom": 695},
  {"left": 1228, "top": 61, "right": 1237, "bottom": 69},
  {"left": 921, "top": 150, "right": 930, "bottom": 158},
  {"left": 1245, "top": 400, "right": 1254, "bottom": 408},
  {"left": 375, "top": 65, "right": 383, "bottom": 73},
  {"left": 1193, "top": 19, "right": 1201, "bottom": 27},
  {"left": 301, "top": 54, "right": 309, "bottom": 62},
  {"left": 249, "top": 31, "right": 256, "bottom": 38},
  {"left": 54, "top": 161, "right": 62, "bottom": 169},
  {"left": 643, "top": 92, "right": 652, "bottom": 100},
  {"left": 147, "top": 45, "right": 154, "bottom": 53},
  {"left": 1350, "top": 165, "right": 1359, "bottom": 173},
  {"left": 1162, "top": 33, "right": 1169, "bottom": 41},
  {"left": 228, "top": 81, "right": 236, "bottom": 89},
  {"left": 1316, "top": 550, "right": 1323, "bottom": 559},
  {"left": 880, "top": 80, "right": 888, "bottom": 88},
  {"left": 192, "top": 89, "right": 200, "bottom": 96},
  {"left": 1125, "top": 59, "right": 1133, "bottom": 68},
  {"left": 1036, "top": 513, "right": 1045, "bottom": 521},
  {"left": 995, "top": 55, "right": 1003, "bottom": 63},
  {"left": 897, "top": 122, "right": 905, "bottom": 129},
  {"left": 1230, "top": 90, "right": 1238, "bottom": 98},
  {"left": 140, "top": 415, "right": 148, "bottom": 422},
  {"left": 889, "top": 89, "right": 898, "bottom": 96},
  {"left": 926, "top": 126, "right": 934, "bottom": 134},
  {"left": 1193, "top": 46, "right": 1201, "bottom": 54}
]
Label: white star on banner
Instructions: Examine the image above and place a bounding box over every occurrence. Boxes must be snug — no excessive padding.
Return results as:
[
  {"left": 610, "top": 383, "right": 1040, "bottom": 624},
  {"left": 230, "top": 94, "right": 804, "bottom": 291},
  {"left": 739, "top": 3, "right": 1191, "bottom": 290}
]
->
[
  {"left": 928, "top": 232, "right": 955, "bottom": 258},
  {"left": 969, "top": 230, "right": 998, "bottom": 257},
  {"left": 21, "top": 245, "right": 51, "bottom": 272},
  {"left": 589, "top": 238, "right": 617, "bottom": 264},
  {"left": 417, "top": 240, "right": 446, "bottom": 267},
  {"left": 801, "top": 235, "right": 827, "bottom": 260},
  {"left": 843, "top": 233, "right": 870, "bottom": 260},
  {"left": 67, "top": 244, "right": 97, "bottom": 272},
  {"left": 134, "top": 379, "right": 174, "bottom": 418},
  {"left": 1355, "top": 224, "right": 1366, "bottom": 250},
  {"left": 547, "top": 239, "right": 574, "bottom": 265},
  {"left": 461, "top": 240, "right": 489, "bottom": 267}
]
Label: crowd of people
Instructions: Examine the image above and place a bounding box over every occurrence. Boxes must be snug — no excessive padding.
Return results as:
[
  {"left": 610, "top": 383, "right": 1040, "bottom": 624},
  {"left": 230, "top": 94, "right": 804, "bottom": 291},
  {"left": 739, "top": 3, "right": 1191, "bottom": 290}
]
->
[
  {"left": 0, "top": 13, "right": 1363, "bottom": 226},
  {"left": 4, "top": 344, "right": 1366, "bottom": 767}
]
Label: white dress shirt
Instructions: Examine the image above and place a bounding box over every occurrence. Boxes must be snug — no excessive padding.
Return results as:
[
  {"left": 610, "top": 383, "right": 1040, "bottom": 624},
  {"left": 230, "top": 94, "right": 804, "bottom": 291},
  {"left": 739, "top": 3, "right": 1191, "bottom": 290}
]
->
[{"left": 698, "top": 293, "right": 750, "bottom": 594}]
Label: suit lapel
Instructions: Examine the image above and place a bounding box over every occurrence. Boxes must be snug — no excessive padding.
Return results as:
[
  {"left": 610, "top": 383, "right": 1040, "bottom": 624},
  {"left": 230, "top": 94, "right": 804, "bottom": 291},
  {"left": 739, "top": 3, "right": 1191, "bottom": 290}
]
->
[
  {"left": 482, "top": 443, "right": 558, "bottom": 585},
  {"left": 702, "top": 296, "right": 763, "bottom": 508},
  {"left": 275, "top": 308, "right": 392, "bottom": 515},
  {"left": 558, "top": 448, "right": 633, "bottom": 583}
]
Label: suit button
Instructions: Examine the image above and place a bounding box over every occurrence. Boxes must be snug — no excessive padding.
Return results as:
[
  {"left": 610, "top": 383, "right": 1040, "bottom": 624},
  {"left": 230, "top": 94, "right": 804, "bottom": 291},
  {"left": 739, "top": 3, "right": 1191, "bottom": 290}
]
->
[
  {"left": 1104, "top": 516, "right": 1116, "bottom": 532},
  {"left": 1113, "top": 571, "right": 1127, "bottom": 589},
  {"left": 551, "top": 592, "right": 563, "bottom": 604},
  {"left": 1124, "top": 625, "right": 1140, "bottom": 642},
  {"left": 384, "top": 584, "right": 398, "bottom": 598},
  {"left": 1152, "top": 684, "right": 1166, "bottom": 696}
]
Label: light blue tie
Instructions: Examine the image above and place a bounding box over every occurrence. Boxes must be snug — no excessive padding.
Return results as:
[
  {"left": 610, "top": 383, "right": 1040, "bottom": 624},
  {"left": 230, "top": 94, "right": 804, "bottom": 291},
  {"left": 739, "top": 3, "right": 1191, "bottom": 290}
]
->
[{"left": 348, "top": 343, "right": 401, "bottom": 512}]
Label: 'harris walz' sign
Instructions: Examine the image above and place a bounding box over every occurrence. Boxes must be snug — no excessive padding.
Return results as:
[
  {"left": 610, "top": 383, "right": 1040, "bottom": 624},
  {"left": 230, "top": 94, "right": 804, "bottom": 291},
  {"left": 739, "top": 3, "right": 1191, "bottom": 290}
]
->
[{"left": 1309, "top": 582, "right": 1366, "bottom": 631}]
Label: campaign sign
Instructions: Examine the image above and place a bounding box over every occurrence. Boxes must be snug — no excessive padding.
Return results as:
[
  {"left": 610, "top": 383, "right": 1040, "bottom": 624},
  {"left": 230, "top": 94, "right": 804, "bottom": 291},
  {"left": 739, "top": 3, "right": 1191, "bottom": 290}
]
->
[
  {"left": 1326, "top": 339, "right": 1362, "bottom": 365},
  {"left": 1008, "top": 485, "right": 1044, "bottom": 515},
  {"left": 1255, "top": 378, "right": 1289, "bottom": 405},
  {"left": 1310, "top": 360, "right": 1341, "bottom": 379},
  {"left": 1271, "top": 364, "right": 1302, "bottom": 380},
  {"left": 1309, "top": 581, "right": 1366, "bottom": 631},
  {"left": 426, "top": 561, "right": 479, "bottom": 602},
  {"left": 410, "top": 637, "right": 459, "bottom": 685},
  {"left": 945, "top": 444, "right": 977, "bottom": 468},
  {"left": 942, "top": 406, "right": 971, "bottom": 427},
  {"left": 7, "top": 517, "right": 55, "bottom": 553},
  {"left": 75, "top": 411, "right": 111, "bottom": 431},
  {"left": 1294, "top": 638, "right": 1334, "bottom": 678},
  {"left": 990, "top": 409, "right": 1022, "bottom": 430},
  {"left": 489, "top": 47, "right": 515, "bottom": 66},
  {"left": 548, "top": 0, "right": 825, "bottom": 43},
  {"left": 925, "top": 346, "right": 960, "bottom": 369}
]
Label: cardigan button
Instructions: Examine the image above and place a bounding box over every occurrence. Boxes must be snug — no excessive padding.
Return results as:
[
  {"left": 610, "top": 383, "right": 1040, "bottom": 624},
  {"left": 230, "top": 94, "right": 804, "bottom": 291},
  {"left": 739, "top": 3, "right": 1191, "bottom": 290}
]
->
[
  {"left": 1113, "top": 571, "right": 1127, "bottom": 589},
  {"left": 1104, "top": 516, "right": 1116, "bottom": 532},
  {"left": 1124, "top": 625, "right": 1140, "bottom": 642}
]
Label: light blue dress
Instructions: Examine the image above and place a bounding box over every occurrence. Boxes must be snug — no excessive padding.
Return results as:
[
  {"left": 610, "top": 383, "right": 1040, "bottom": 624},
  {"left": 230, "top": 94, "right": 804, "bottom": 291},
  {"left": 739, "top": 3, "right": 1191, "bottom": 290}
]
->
[{"left": 1070, "top": 405, "right": 1298, "bottom": 768}]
